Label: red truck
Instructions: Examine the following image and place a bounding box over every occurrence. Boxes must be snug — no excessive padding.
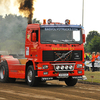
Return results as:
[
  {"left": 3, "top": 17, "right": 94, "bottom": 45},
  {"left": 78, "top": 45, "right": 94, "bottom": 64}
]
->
[{"left": 0, "top": 19, "right": 85, "bottom": 86}]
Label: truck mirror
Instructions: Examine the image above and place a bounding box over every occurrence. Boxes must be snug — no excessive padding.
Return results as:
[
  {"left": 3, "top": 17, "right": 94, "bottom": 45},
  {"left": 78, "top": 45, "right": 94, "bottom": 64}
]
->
[
  {"left": 32, "top": 32, "right": 36, "bottom": 42},
  {"left": 82, "top": 34, "right": 85, "bottom": 43}
]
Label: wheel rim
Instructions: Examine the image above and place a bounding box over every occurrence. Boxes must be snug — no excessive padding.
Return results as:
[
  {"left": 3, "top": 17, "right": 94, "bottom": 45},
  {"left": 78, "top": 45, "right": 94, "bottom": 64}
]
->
[
  {"left": 0, "top": 66, "right": 5, "bottom": 79},
  {"left": 27, "top": 70, "right": 32, "bottom": 83}
]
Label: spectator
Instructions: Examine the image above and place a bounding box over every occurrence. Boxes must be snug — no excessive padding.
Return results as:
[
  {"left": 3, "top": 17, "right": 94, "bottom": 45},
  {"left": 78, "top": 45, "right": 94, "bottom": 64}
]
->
[
  {"left": 97, "top": 53, "right": 100, "bottom": 60},
  {"left": 91, "top": 52, "right": 95, "bottom": 72},
  {"left": 84, "top": 53, "right": 86, "bottom": 60},
  {"left": 88, "top": 52, "right": 92, "bottom": 60},
  {"left": 85, "top": 54, "right": 90, "bottom": 71},
  {"left": 96, "top": 52, "right": 99, "bottom": 60},
  {"left": 86, "top": 53, "right": 89, "bottom": 60}
]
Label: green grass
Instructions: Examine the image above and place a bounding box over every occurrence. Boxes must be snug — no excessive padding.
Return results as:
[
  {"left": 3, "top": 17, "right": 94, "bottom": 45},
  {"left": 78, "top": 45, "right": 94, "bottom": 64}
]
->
[{"left": 82, "top": 71, "right": 100, "bottom": 83}]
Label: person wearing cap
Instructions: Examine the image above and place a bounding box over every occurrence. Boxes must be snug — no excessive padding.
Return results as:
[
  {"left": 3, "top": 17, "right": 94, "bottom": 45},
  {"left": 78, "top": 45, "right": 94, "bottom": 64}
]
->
[{"left": 91, "top": 52, "right": 95, "bottom": 72}]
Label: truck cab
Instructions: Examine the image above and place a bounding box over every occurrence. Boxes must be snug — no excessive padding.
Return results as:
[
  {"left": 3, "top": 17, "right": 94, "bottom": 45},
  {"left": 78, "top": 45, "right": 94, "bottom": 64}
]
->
[
  {"left": 25, "top": 19, "right": 85, "bottom": 86},
  {"left": 0, "top": 19, "right": 85, "bottom": 86}
]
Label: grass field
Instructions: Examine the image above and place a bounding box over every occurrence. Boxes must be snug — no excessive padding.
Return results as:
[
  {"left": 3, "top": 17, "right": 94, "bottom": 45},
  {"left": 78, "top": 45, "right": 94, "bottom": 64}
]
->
[{"left": 81, "top": 71, "right": 100, "bottom": 83}]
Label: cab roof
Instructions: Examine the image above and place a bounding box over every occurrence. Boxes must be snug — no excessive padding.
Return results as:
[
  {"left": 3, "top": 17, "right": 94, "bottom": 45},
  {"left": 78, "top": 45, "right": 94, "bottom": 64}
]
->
[{"left": 26, "top": 23, "right": 83, "bottom": 30}]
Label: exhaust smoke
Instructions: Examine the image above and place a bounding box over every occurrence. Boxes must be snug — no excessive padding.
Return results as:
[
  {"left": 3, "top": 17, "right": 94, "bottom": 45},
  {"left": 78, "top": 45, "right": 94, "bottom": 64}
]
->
[
  {"left": 18, "top": 0, "right": 35, "bottom": 24},
  {"left": 0, "top": 0, "right": 35, "bottom": 24}
]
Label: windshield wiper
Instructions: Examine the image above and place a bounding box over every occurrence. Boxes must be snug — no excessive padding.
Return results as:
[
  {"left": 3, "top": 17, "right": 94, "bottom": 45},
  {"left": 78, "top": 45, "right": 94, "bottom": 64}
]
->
[
  {"left": 42, "top": 40, "right": 54, "bottom": 43},
  {"left": 59, "top": 40, "right": 70, "bottom": 44},
  {"left": 42, "top": 40, "right": 59, "bottom": 44},
  {"left": 70, "top": 39, "right": 81, "bottom": 44}
]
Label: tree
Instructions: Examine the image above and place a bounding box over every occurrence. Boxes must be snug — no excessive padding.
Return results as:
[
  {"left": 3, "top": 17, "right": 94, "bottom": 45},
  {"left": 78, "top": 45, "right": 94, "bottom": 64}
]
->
[
  {"left": 88, "top": 36, "right": 100, "bottom": 52},
  {"left": 84, "top": 31, "right": 100, "bottom": 52},
  {"left": 86, "top": 31, "right": 100, "bottom": 45}
]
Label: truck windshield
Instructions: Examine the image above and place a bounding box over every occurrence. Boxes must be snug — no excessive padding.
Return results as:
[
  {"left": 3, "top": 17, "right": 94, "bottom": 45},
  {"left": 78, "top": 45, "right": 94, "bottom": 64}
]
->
[{"left": 40, "top": 27, "right": 82, "bottom": 44}]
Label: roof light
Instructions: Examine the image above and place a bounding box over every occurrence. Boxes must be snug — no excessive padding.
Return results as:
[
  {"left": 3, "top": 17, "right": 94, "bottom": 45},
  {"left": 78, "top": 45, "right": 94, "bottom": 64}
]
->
[
  {"left": 65, "top": 19, "right": 70, "bottom": 25},
  {"left": 43, "top": 19, "right": 46, "bottom": 25},
  {"left": 47, "top": 19, "right": 52, "bottom": 24}
]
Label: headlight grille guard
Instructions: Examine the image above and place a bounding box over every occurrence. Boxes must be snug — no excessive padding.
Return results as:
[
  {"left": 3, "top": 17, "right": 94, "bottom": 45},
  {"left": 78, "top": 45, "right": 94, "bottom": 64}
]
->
[{"left": 52, "top": 63, "right": 75, "bottom": 72}]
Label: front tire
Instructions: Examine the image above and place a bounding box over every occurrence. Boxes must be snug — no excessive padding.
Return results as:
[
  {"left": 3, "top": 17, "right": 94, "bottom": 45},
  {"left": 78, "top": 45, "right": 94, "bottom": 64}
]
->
[
  {"left": 26, "top": 65, "right": 38, "bottom": 86},
  {"left": 65, "top": 77, "right": 77, "bottom": 86}
]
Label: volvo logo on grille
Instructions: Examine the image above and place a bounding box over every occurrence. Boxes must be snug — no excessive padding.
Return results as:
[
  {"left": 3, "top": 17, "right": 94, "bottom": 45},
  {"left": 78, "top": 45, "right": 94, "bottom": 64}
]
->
[
  {"left": 56, "top": 53, "right": 66, "bottom": 58},
  {"left": 54, "top": 50, "right": 73, "bottom": 61},
  {"left": 62, "top": 53, "right": 66, "bottom": 58}
]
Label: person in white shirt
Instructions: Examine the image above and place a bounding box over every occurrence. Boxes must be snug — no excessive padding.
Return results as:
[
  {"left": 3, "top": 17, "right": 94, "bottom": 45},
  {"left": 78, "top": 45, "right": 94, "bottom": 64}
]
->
[{"left": 97, "top": 54, "right": 100, "bottom": 60}]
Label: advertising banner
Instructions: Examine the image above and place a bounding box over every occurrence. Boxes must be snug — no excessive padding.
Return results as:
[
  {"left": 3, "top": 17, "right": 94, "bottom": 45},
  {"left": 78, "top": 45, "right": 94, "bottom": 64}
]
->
[{"left": 85, "top": 61, "right": 100, "bottom": 67}]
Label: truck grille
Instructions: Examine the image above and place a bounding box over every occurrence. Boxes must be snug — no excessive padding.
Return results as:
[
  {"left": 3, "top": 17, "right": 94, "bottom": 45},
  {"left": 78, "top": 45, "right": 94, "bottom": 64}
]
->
[{"left": 43, "top": 50, "right": 82, "bottom": 61}]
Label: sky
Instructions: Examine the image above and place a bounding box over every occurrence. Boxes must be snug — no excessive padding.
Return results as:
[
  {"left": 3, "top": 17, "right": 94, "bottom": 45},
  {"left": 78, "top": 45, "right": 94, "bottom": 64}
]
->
[
  {"left": 33, "top": 0, "right": 100, "bottom": 37},
  {"left": 0, "top": 0, "right": 100, "bottom": 37}
]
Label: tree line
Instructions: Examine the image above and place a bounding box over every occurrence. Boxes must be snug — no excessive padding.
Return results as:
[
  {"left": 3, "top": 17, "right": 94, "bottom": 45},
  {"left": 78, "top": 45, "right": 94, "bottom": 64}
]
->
[{"left": 84, "top": 31, "right": 100, "bottom": 53}]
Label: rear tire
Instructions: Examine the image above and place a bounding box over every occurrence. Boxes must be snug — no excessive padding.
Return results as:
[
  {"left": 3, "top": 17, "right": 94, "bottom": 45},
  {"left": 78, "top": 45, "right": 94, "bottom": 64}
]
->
[
  {"left": 65, "top": 77, "right": 77, "bottom": 86},
  {"left": 0, "top": 61, "right": 16, "bottom": 83},
  {"left": 0, "top": 61, "right": 9, "bottom": 82},
  {"left": 26, "top": 65, "right": 38, "bottom": 86}
]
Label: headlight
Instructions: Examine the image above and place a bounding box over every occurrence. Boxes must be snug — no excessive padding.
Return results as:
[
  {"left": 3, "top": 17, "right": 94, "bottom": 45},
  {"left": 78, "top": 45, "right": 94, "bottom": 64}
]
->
[
  {"left": 69, "top": 65, "right": 73, "bottom": 70},
  {"left": 56, "top": 65, "right": 60, "bottom": 70},
  {"left": 77, "top": 64, "right": 82, "bottom": 68},
  {"left": 65, "top": 65, "right": 68, "bottom": 70},
  {"left": 43, "top": 65, "right": 48, "bottom": 69},
  {"left": 61, "top": 65, "right": 64, "bottom": 70}
]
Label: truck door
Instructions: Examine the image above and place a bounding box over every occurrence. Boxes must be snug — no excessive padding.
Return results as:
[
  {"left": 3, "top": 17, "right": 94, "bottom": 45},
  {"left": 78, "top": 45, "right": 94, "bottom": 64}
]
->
[{"left": 30, "top": 30, "right": 39, "bottom": 58}]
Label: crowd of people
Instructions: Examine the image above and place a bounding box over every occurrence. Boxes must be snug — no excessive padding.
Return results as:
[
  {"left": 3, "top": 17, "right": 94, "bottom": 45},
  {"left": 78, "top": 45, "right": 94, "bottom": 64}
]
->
[{"left": 84, "top": 52, "right": 100, "bottom": 72}]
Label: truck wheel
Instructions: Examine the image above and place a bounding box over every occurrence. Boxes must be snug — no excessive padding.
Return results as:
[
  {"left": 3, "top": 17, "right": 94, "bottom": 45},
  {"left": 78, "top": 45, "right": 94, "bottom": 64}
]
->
[
  {"left": 26, "top": 65, "right": 38, "bottom": 86},
  {"left": 0, "top": 61, "right": 9, "bottom": 82},
  {"left": 65, "top": 77, "right": 77, "bottom": 86}
]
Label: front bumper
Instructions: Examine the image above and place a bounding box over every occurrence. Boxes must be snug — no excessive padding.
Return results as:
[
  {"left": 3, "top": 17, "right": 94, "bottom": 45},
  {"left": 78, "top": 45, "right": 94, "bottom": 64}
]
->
[{"left": 37, "top": 69, "right": 84, "bottom": 78}]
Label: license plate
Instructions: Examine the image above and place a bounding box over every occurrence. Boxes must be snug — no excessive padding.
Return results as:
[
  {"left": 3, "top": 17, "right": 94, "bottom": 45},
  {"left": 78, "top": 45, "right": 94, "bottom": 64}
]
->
[
  {"left": 41, "top": 77, "right": 53, "bottom": 81},
  {"left": 59, "top": 73, "right": 68, "bottom": 77}
]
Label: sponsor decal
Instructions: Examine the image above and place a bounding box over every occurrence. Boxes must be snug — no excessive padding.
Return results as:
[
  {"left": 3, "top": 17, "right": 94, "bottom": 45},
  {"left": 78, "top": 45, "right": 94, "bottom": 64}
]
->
[
  {"left": 11, "top": 70, "right": 24, "bottom": 73},
  {"left": 27, "top": 34, "right": 30, "bottom": 39},
  {"left": 31, "top": 47, "right": 37, "bottom": 52},
  {"left": 10, "top": 70, "right": 17, "bottom": 72},
  {"left": 45, "top": 28, "right": 78, "bottom": 31},
  {"left": 31, "top": 47, "right": 36, "bottom": 49},
  {"left": 52, "top": 47, "right": 74, "bottom": 50},
  {"left": 18, "top": 70, "right": 24, "bottom": 73},
  {"left": 26, "top": 47, "right": 29, "bottom": 55}
]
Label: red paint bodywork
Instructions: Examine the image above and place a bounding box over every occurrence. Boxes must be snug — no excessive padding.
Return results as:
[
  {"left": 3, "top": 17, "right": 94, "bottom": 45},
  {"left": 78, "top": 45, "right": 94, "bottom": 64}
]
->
[{"left": 2, "top": 23, "right": 85, "bottom": 79}]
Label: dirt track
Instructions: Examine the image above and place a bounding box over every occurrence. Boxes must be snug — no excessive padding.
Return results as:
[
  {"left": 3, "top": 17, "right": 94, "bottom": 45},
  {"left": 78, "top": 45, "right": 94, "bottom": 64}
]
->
[{"left": 0, "top": 80, "right": 100, "bottom": 100}]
